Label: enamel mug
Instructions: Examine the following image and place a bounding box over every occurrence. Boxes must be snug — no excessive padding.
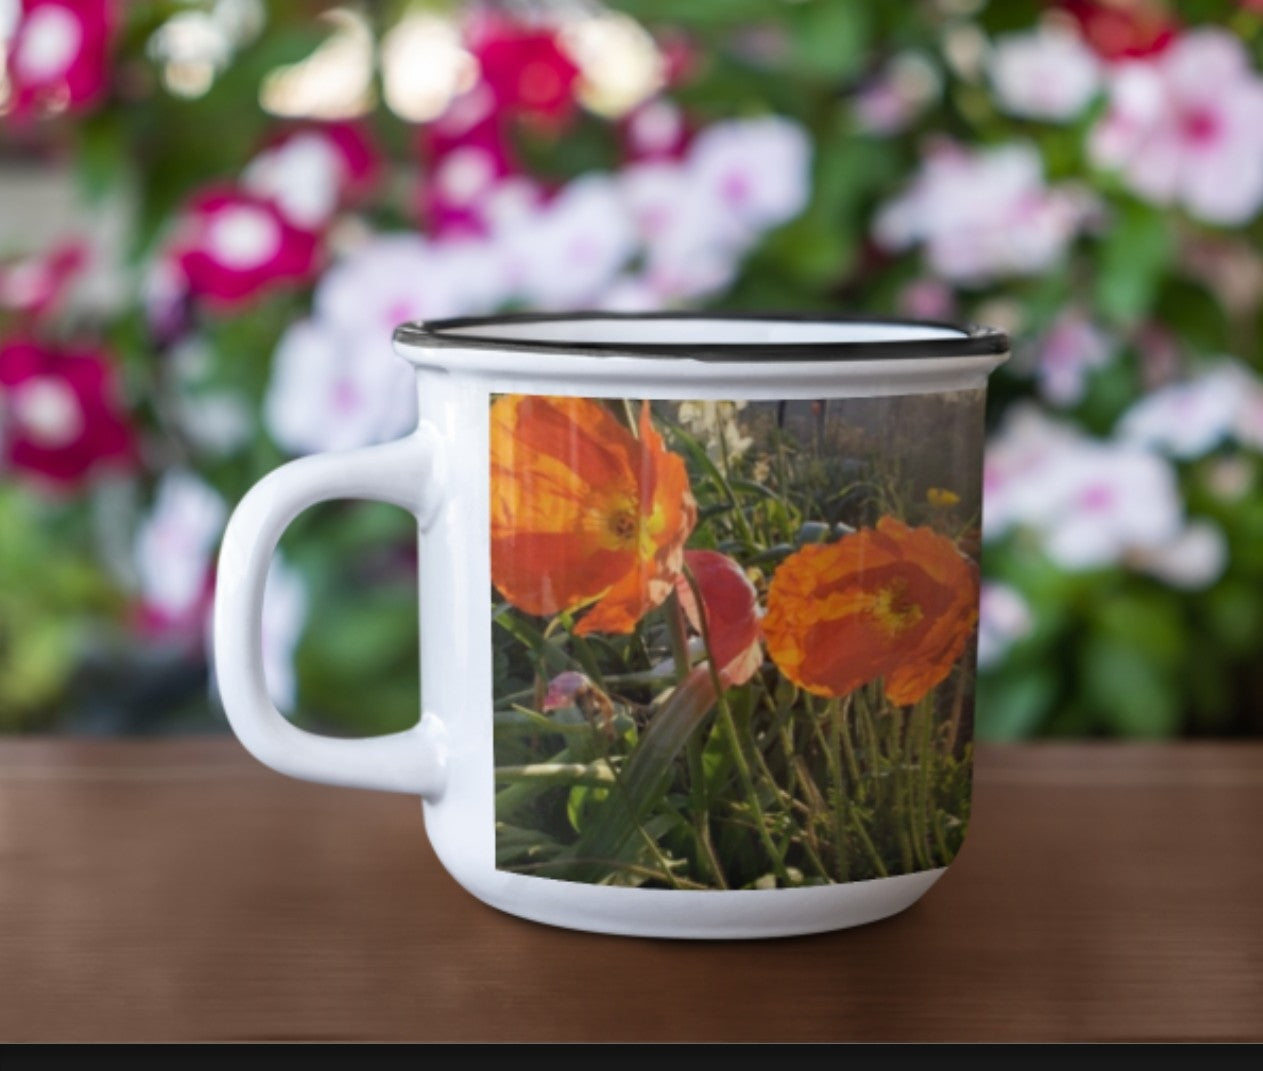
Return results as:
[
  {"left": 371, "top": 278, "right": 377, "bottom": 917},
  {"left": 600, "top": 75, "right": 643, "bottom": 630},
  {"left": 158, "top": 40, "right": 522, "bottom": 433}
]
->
[{"left": 213, "top": 312, "right": 1010, "bottom": 939}]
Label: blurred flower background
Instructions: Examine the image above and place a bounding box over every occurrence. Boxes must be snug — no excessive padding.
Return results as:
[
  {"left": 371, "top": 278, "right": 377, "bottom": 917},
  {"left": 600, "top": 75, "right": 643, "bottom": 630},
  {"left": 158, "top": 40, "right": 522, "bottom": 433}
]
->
[{"left": 2, "top": 0, "right": 1262, "bottom": 740}]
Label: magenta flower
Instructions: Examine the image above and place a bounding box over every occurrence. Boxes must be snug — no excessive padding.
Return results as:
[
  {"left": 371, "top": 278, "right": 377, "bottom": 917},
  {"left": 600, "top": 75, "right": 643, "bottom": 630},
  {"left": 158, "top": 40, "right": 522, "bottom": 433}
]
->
[
  {"left": 1089, "top": 29, "right": 1263, "bottom": 225},
  {"left": 417, "top": 86, "right": 529, "bottom": 239},
  {"left": 171, "top": 188, "right": 321, "bottom": 309},
  {"left": 4, "top": 0, "right": 115, "bottom": 120},
  {"left": 467, "top": 14, "right": 580, "bottom": 128},
  {"left": 0, "top": 336, "right": 133, "bottom": 488}
]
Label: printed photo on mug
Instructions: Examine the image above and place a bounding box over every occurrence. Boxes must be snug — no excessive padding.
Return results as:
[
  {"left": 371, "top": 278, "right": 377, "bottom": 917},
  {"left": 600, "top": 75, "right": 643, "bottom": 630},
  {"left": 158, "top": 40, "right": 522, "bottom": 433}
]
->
[{"left": 489, "top": 390, "right": 983, "bottom": 890}]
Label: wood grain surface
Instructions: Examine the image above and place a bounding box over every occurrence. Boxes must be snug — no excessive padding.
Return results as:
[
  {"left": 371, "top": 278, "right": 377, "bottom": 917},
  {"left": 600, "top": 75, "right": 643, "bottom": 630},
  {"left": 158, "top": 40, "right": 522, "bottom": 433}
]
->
[{"left": 0, "top": 738, "right": 1260, "bottom": 1043}]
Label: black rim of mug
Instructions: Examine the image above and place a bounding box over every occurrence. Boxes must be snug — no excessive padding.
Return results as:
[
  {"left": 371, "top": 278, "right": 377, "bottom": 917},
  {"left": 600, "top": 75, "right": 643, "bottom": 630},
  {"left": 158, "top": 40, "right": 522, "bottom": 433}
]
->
[{"left": 392, "top": 310, "right": 1010, "bottom": 363}]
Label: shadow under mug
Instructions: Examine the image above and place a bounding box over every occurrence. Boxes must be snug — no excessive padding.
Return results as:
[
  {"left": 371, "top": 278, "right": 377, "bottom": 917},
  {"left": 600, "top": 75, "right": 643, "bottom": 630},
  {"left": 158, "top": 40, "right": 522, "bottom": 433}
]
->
[{"left": 213, "top": 312, "right": 1010, "bottom": 939}]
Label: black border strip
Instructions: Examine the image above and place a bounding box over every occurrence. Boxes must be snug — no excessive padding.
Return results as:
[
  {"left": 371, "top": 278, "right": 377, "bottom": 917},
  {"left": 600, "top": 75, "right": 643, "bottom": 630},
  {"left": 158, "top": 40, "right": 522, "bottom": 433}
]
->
[{"left": 393, "top": 311, "right": 1009, "bottom": 363}]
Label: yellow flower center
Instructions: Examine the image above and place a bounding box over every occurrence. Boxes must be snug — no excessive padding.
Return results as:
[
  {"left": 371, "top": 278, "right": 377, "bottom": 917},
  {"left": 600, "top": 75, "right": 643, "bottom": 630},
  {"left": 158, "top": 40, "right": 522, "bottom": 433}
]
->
[
  {"left": 608, "top": 508, "right": 638, "bottom": 545},
  {"left": 869, "top": 578, "right": 923, "bottom": 636}
]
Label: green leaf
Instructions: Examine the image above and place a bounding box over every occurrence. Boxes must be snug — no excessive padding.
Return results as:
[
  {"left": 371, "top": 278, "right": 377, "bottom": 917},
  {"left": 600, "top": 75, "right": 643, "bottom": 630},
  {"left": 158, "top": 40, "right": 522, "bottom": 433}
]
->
[
  {"left": 789, "top": 2, "right": 872, "bottom": 82},
  {"left": 1156, "top": 277, "right": 1229, "bottom": 355},
  {"left": 1080, "top": 635, "right": 1179, "bottom": 737},
  {"left": 565, "top": 666, "right": 719, "bottom": 879},
  {"left": 1094, "top": 200, "right": 1174, "bottom": 326},
  {"left": 975, "top": 668, "right": 1057, "bottom": 741}
]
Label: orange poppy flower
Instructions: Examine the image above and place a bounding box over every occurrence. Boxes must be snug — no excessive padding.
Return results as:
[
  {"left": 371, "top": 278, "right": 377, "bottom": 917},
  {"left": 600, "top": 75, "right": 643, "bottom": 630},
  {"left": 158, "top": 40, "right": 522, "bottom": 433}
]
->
[
  {"left": 491, "top": 394, "right": 697, "bottom": 634},
  {"left": 762, "top": 516, "right": 979, "bottom": 705}
]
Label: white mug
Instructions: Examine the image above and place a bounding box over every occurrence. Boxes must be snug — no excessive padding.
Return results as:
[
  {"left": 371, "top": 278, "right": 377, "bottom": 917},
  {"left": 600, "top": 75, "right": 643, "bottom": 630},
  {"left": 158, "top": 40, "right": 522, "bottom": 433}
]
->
[{"left": 214, "top": 312, "right": 1010, "bottom": 939}]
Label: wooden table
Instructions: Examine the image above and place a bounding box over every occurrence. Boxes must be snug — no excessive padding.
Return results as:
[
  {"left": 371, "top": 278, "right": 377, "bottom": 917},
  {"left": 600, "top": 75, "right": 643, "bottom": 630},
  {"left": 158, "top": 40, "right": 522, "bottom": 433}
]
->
[{"left": 0, "top": 738, "right": 1260, "bottom": 1043}]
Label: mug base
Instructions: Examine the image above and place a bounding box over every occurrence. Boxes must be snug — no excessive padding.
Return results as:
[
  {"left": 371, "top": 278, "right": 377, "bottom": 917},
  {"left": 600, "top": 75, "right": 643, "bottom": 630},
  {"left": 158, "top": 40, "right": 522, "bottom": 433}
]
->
[{"left": 462, "top": 866, "right": 946, "bottom": 940}]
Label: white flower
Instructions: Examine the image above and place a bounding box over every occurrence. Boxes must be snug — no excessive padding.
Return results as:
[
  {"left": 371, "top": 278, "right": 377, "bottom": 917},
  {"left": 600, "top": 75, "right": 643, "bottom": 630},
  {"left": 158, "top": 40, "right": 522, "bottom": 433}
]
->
[
  {"left": 987, "top": 24, "right": 1100, "bottom": 121},
  {"left": 675, "top": 400, "right": 753, "bottom": 464},
  {"left": 242, "top": 131, "right": 345, "bottom": 230},
  {"left": 496, "top": 174, "right": 638, "bottom": 310},
  {"left": 684, "top": 115, "right": 812, "bottom": 247},
  {"left": 983, "top": 404, "right": 1186, "bottom": 572},
  {"left": 264, "top": 318, "right": 414, "bottom": 455},
  {"left": 314, "top": 233, "right": 453, "bottom": 331},
  {"left": 1130, "top": 520, "right": 1228, "bottom": 591},
  {"left": 977, "top": 582, "right": 1034, "bottom": 669},
  {"left": 487, "top": 173, "right": 636, "bottom": 309},
  {"left": 1118, "top": 362, "right": 1255, "bottom": 459},
  {"left": 169, "top": 337, "right": 253, "bottom": 457},
  {"left": 1036, "top": 445, "right": 1183, "bottom": 570},
  {"left": 874, "top": 142, "right": 1086, "bottom": 284},
  {"left": 1089, "top": 29, "right": 1263, "bottom": 225},
  {"left": 982, "top": 404, "right": 1083, "bottom": 540},
  {"left": 134, "top": 470, "right": 226, "bottom": 621},
  {"left": 614, "top": 116, "right": 811, "bottom": 304},
  {"left": 618, "top": 160, "right": 738, "bottom": 302}
]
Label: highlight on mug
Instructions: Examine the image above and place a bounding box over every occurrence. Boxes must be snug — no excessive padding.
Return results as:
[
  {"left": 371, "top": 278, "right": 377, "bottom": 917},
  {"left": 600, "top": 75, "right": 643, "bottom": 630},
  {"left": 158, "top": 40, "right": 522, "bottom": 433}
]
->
[{"left": 490, "top": 391, "right": 984, "bottom": 889}]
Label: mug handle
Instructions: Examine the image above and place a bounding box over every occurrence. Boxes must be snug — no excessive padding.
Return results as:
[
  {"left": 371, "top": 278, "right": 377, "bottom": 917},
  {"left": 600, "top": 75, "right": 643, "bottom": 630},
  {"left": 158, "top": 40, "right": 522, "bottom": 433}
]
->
[{"left": 213, "top": 425, "right": 449, "bottom": 799}]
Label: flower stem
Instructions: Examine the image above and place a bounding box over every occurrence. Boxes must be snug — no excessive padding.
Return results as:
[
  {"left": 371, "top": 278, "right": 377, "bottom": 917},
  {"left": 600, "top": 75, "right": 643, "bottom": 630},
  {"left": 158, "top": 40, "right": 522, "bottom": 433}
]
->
[
  {"left": 664, "top": 590, "right": 692, "bottom": 684},
  {"left": 836, "top": 693, "right": 863, "bottom": 797},
  {"left": 822, "top": 699, "right": 854, "bottom": 882},
  {"left": 665, "top": 590, "right": 724, "bottom": 887},
  {"left": 918, "top": 694, "right": 938, "bottom": 867},
  {"left": 683, "top": 565, "right": 791, "bottom": 886},
  {"left": 946, "top": 665, "right": 968, "bottom": 756},
  {"left": 885, "top": 699, "right": 914, "bottom": 874},
  {"left": 907, "top": 698, "right": 933, "bottom": 871},
  {"left": 685, "top": 730, "right": 727, "bottom": 889}
]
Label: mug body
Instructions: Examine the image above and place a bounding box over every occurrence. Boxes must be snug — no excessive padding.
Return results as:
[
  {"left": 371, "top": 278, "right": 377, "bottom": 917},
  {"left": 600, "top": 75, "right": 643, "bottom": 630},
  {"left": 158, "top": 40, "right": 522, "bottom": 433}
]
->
[{"left": 396, "top": 313, "right": 1007, "bottom": 939}]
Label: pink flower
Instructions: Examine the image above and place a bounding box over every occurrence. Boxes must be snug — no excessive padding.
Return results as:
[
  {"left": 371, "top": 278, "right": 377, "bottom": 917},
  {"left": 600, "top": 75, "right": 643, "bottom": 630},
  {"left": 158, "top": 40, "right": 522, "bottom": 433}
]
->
[
  {"left": 467, "top": 15, "right": 580, "bottom": 128},
  {"left": 896, "top": 278, "right": 956, "bottom": 321},
  {"left": 854, "top": 51, "right": 941, "bottom": 135},
  {"left": 4, "top": 0, "right": 114, "bottom": 121},
  {"left": 1129, "top": 520, "right": 1227, "bottom": 591},
  {"left": 242, "top": 122, "right": 380, "bottom": 231},
  {"left": 674, "top": 549, "right": 763, "bottom": 687},
  {"left": 133, "top": 470, "right": 226, "bottom": 641},
  {"left": 619, "top": 98, "right": 692, "bottom": 162},
  {"left": 686, "top": 116, "right": 812, "bottom": 246},
  {"left": 0, "top": 336, "right": 133, "bottom": 487},
  {"left": 0, "top": 241, "right": 85, "bottom": 317},
  {"left": 493, "top": 174, "right": 637, "bottom": 310},
  {"left": 987, "top": 23, "right": 1100, "bottom": 121},
  {"left": 170, "top": 188, "right": 320, "bottom": 309},
  {"left": 874, "top": 142, "right": 1088, "bottom": 285},
  {"left": 983, "top": 404, "right": 1185, "bottom": 570},
  {"left": 1119, "top": 361, "right": 1263, "bottom": 458},
  {"left": 1089, "top": 29, "right": 1263, "bottom": 224},
  {"left": 1035, "top": 312, "right": 1114, "bottom": 406},
  {"left": 617, "top": 116, "right": 811, "bottom": 303}
]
